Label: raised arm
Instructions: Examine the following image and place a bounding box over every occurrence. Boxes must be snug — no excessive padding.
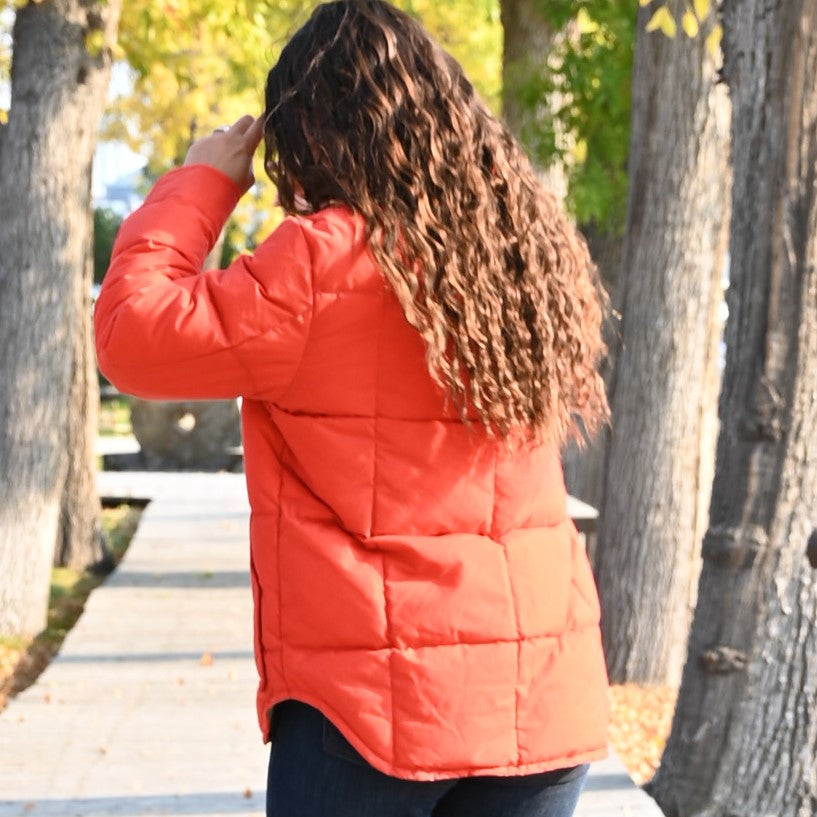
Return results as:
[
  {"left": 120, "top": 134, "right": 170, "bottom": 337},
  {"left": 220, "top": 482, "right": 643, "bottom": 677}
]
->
[{"left": 94, "top": 119, "right": 313, "bottom": 401}]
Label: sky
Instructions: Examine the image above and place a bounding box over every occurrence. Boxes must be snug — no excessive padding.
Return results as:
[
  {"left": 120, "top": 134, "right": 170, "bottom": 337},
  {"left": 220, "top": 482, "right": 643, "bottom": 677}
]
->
[
  {"left": 92, "top": 64, "right": 146, "bottom": 200},
  {"left": 92, "top": 142, "right": 145, "bottom": 199}
]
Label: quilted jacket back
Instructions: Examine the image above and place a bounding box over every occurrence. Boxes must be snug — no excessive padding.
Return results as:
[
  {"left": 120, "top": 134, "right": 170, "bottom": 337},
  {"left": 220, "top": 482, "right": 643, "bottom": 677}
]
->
[{"left": 94, "top": 164, "right": 610, "bottom": 781}]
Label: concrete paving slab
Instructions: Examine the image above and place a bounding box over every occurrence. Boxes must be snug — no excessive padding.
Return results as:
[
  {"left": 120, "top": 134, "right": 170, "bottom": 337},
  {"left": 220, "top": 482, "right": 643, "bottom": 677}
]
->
[{"left": 94, "top": 435, "right": 141, "bottom": 458}]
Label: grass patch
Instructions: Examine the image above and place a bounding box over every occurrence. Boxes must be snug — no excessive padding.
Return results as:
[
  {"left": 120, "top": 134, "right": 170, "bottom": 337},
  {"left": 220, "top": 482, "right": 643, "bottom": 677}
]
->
[
  {"left": 0, "top": 635, "right": 29, "bottom": 650},
  {"left": 102, "top": 503, "right": 141, "bottom": 559},
  {"left": 0, "top": 504, "right": 143, "bottom": 712},
  {"left": 98, "top": 396, "right": 132, "bottom": 437}
]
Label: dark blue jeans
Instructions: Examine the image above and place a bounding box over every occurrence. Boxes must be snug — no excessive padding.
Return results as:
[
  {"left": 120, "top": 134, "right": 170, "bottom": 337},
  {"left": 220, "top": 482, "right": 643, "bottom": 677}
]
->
[{"left": 266, "top": 700, "right": 589, "bottom": 817}]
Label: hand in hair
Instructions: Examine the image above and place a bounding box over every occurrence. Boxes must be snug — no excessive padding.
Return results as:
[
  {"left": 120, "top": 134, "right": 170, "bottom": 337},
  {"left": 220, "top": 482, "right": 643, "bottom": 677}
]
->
[{"left": 184, "top": 114, "right": 265, "bottom": 192}]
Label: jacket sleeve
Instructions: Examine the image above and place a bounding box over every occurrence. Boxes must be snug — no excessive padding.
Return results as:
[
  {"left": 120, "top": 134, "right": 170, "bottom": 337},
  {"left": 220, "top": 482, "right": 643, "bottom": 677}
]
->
[{"left": 94, "top": 164, "right": 313, "bottom": 401}]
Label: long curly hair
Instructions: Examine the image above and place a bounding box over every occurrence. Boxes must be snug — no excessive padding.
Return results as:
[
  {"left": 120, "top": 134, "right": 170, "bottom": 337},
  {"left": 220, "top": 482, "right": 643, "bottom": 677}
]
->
[{"left": 263, "top": 0, "right": 609, "bottom": 444}]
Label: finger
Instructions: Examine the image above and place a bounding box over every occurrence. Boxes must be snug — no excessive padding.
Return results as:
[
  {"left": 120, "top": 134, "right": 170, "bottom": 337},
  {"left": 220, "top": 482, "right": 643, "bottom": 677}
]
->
[
  {"left": 242, "top": 115, "right": 266, "bottom": 151},
  {"left": 231, "top": 114, "right": 256, "bottom": 135}
]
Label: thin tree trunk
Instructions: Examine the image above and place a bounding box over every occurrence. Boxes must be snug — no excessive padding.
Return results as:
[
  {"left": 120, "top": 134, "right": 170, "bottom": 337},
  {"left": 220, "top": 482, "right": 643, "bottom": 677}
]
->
[
  {"left": 500, "top": 0, "right": 567, "bottom": 201},
  {"left": 593, "top": 5, "right": 730, "bottom": 686},
  {"left": 54, "top": 223, "right": 112, "bottom": 572},
  {"left": 583, "top": 224, "right": 624, "bottom": 301},
  {"left": 562, "top": 220, "right": 624, "bottom": 524},
  {"left": 0, "top": 0, "right": 120, "bottom": 636},
  {"left": 649, "top": 2, "right": 817, "bottom": 813}
]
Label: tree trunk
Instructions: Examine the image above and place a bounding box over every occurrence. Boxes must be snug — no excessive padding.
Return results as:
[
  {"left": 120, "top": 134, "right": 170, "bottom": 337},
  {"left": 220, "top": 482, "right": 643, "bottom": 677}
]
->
[
  {"left": 0, "top": 0, "right": 120, "bottom": 636},
  {"left": 592, "top": 6, "right": 730, "bottom": 686},
  {"left": 583, "top": 223, "right": 624, "bottom": 302},
  {"left": 649, "top": 2, "right": 817, "bottom": 813},
  {"left": 500, "top": 0, "right": 567, "bottom": 201},
  {"left": 54, "top": 232, "right": 112, "bottom": 572},
  {"left": 561, "top": 219, "right": 625, "bottom": 525}
]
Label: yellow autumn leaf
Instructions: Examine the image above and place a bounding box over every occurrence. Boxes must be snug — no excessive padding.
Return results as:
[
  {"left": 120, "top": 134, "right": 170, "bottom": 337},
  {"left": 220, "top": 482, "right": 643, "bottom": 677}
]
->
[
  {"left": 706, "top": 23, "right": 723, "bottom": 57},
  {"left": 639, "top": 0, "right": 652, "bottom": 6},
  {"left": 85, "top": 29, "right": 106, "bottom": 57},
  {"left": 110, "top": 40, "right": 126, "bottom": 61},
  {"left": 693, "top": 0, "right": 710, "bottom": 21},
  {"left": 646, "top": 6, "right": 677, "bottom": 38},
  {"left": 682, "top": 10, "right": 699, "bottom": 37},
  {"left": 572, "top": 139, "right": 589, "bottom": 164},
  {"left": 576, "top": 8, "right": 600, "bottom": 35}
]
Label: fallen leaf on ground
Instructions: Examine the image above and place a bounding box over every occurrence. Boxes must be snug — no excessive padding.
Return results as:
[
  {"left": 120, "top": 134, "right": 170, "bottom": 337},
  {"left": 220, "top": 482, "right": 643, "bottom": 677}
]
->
[{"left": 609, "top": 684, "right": 678, "bottom": 785}]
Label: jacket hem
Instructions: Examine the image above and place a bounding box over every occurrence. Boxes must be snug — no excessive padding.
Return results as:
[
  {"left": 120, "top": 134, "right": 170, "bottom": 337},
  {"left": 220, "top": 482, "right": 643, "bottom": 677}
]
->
[{"left": 258, "top": 688, "right": 609, "bottom": 782}]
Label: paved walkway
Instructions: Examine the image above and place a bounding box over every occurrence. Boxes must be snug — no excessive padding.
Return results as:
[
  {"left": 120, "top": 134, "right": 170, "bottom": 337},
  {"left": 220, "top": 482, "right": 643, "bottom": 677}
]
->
[{"left": 0, "top": 470, "right": 661, "bottom": 816}]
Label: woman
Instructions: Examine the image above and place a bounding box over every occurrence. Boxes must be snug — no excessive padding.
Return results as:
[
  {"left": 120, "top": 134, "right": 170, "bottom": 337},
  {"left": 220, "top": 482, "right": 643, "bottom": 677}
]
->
[{"left": 94, "top": 2, "right": 611, "bottom": 815}]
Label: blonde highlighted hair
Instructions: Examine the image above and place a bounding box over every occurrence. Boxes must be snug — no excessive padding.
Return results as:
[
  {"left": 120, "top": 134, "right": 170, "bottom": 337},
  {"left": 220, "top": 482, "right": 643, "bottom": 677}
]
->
[{"left": 264, "top": 0, "right": 609, "bottom": 443}]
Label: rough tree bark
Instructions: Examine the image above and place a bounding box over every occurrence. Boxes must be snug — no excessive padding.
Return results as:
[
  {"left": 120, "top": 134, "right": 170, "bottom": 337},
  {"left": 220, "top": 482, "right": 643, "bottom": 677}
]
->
[
  {"left": 0, "top": 0, "right": 121, "bottom": 636},
  {"left": 649, "top": 2, "right": 817, "bottom": 814},
  {"left": 592, "top": 5, "right": 730, "bottom": 685}
]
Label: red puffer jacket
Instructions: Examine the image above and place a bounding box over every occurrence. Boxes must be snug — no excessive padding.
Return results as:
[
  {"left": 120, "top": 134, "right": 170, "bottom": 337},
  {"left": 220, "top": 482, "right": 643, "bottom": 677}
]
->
[{"left": 95, "top": 164, "right": 610, "bottom": 781}]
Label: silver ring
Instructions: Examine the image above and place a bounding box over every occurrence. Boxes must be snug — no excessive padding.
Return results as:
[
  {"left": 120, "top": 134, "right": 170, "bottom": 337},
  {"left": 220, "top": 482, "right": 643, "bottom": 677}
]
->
[{"left": 214, "top": 126, "right": 230, "bottom": 133}]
